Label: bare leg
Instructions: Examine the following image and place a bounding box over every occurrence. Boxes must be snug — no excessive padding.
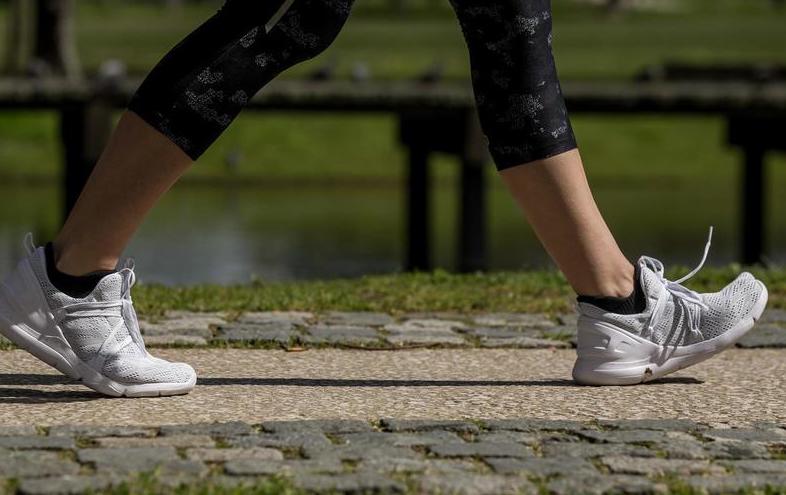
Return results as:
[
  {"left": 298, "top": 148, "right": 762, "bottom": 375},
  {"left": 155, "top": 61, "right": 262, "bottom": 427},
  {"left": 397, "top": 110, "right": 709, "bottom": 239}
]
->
[
  {"left": 500, "top": 149, "right": 634, "bottom": 298},
  {"left": 52, "top": 0, "right": 354, "bottom": 276},
  {"left": 53, "top": 112, "right": 192, "bottom": 275}
]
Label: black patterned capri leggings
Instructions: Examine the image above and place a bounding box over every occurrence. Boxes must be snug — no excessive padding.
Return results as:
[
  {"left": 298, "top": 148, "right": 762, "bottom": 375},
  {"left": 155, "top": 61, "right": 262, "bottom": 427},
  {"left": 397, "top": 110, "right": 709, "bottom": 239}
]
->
[{"left": 129, "top": 0, "right": 577, "bottom": 171}]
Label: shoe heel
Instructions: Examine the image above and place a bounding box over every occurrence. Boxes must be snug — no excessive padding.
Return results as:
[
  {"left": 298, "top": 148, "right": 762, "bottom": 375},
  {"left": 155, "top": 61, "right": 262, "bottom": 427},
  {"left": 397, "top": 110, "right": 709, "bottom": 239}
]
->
[{"left": 572, "top": 318, "right": 660, "bottom": 386}]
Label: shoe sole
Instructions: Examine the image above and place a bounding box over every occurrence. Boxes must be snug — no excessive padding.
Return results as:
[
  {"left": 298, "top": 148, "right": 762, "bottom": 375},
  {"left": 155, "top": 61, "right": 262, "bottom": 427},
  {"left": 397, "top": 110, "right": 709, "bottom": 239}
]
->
[
  {"left": 572, "top": 281, "right": 769, "bottom": 386},
  {"left": 0, "top": 272, "right": 196, "bottom": 398}
]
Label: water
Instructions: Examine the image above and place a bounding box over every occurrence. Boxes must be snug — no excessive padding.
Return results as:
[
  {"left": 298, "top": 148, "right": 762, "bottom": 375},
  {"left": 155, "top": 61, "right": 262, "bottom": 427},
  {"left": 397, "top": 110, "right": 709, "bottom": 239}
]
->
[{"left": 1, "top": 172, "right": 783, "bottom": 285}]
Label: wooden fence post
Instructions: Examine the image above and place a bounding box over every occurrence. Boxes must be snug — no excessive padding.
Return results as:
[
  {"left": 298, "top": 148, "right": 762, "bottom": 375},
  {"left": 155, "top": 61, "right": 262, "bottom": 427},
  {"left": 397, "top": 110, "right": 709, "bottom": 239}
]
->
[{"left": 4, "top": 0, "right": 81, "bottom": 79}]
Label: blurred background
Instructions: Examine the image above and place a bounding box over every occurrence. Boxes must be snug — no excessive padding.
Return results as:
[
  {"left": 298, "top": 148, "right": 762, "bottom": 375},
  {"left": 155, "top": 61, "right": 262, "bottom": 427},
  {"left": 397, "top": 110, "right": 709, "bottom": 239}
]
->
[{"left": 0, "top": 0, "right": 784, "bottom": 285}]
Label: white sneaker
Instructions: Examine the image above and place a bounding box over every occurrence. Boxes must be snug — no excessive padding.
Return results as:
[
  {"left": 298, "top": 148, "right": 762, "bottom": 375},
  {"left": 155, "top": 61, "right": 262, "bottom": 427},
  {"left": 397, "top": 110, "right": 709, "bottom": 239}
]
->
[
  {"left": 0, "top": 234, "right": 197, "bottom": 397},
  {"left": 573, "top": 229, "right": 768, "bottom": 386}
]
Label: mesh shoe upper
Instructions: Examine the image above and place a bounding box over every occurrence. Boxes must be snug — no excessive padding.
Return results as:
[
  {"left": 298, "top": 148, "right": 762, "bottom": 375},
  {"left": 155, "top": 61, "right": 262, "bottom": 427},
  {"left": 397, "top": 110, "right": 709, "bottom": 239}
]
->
[
  {"left": 578, "top": 258, "right": 765, "bottom": 347},
  {"left": 29, "top": 248, "right": 195, "bottom": 385}
]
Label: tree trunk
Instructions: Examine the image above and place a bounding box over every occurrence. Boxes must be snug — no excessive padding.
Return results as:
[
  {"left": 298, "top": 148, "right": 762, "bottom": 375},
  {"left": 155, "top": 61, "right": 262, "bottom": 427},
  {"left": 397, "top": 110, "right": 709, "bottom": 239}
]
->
[{"left": 4, "top": 0, "right": 81, "bottom": 79}]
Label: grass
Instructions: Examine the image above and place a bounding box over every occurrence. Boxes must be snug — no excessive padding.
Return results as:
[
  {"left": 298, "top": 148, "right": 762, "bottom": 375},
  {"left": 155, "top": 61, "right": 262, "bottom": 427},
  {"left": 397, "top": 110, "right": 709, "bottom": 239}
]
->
[
  {"left": 81, "top": 475, "right": 303, "bottom": 495},
  {"left": 64, "top": 0, "right": 786, "bottom": 81},
  {"left": 128, "top": 267, "right": 786, "bottom": 318}
]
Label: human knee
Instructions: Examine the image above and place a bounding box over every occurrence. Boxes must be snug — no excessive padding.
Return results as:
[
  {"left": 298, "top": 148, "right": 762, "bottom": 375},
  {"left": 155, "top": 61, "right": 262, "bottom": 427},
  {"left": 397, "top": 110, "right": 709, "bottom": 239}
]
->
[{"left": 271, "top": 0, "right": 353, "bottom": 63}]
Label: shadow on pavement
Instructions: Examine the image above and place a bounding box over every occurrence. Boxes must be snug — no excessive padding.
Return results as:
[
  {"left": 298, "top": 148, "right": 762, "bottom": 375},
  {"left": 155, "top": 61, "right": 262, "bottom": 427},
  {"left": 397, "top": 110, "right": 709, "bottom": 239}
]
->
[
  {"left": 0, "top": 373, "right": 72, "bottom": 385},
  {"left": 0, "top": 387, "right": 104, "bottom": 404},
  {"left": 197, "top": 377, "right": 703, "bottom": 387}
]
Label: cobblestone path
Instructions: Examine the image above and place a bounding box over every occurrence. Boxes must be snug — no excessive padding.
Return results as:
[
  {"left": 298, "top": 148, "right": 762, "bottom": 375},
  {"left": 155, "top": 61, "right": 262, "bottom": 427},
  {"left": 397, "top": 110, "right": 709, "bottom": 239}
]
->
[
  {"left": 1, "top": 310, "right": 784, "bottom": 493},
  {"left": 2, "top": 419, "right": 786, "bottom": 494}
]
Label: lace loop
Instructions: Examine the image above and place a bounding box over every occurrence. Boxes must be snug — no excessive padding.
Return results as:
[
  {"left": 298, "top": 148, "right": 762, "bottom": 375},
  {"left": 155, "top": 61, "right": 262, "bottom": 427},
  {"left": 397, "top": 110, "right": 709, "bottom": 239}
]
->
[{"left": 644, "top": 227, "right": 714, "bottom": 342}]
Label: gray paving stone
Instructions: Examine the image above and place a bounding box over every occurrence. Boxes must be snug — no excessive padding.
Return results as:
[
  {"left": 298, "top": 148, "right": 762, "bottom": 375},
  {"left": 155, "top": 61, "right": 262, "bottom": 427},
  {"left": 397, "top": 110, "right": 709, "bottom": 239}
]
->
[
  {"left": 186, "top": 447, "right": 284, "bottom": 462},
  {"left": 142, "top": 312, "right": 222, "bottom": 337},
  {"left": 47, "top": 425, "right": 155, "bottom": 438},
  {"left": 77, "top": 447, "right": 181, "bottom": 473},
  {"left": 419, "top": 473, "right": 536, "bottom": 495},
  {"left": 321, "top": 312, "right": 394, "bottom": 327},
  {"left": 225, "top": 458, "right": 344, "bottom": 476},
  {"left": 139, "top": 323, "right": 212, "bottom": 339},
  {"left": 0, "top": 436, "right": 74, "bottom": 450},
  {"left": 160, "top": 421, "right": 255, "bottom": 437},
  {"left": 398, "top": 318, "right": 467, "bottom": 330},
  {"left": 293, "top": 472, "right": 406, "bottom": 493},
  {"left": 484, "top": 419, "right": 588, "bottom": 433},
  {"left": 737, "top": 324, "right": 786, "bottom": 348},
  {"left": 577, "top": 429, "right": 694, "bottom": 445},
  {"left": 702, "top": 427, "right": 786, "bottom": 444},
  {"left": 471, "top": 313, "right": 554, "bottom": 329},
  {"left": 556, "top": 313, "right": 578, "bottom": 327},
  {"left": 541, "top": 325, "right": 577, "bottom": 343},
  {"left": 164, "top": 310, "right": 225, "bottom": 321},
  {"left": 656, "top": 439, "right": 709, "bottom": 459},
  {"left": 305, "top": 444, "right": 418, "bottom": 462},
  {"left": 0, "top": 426, "right": 37, "bottom": 436},
  {"left": 229, "top": 432, "right": 332, "bottom": 450},
  {"left": 475, "top": 431, "right": 539, "bottom": 445},
  {"left": 237, "top": 311, "right": 312, "bottom": 326},
  {"left": 384, "top": 323, "right": 466, "bottom": 346},
  {"left": 704, "top": 439, "right": 772, "bottom": 459},
  {"left": 548, "top": 475, "right": 667, "bottom": 495},
  {"left": 143, "top": 335, "right": 208, "bottom": 346},
  {"left": 93, "top": 435, "right": 215, "bottom": 449},
  {"left": 760, "top": 309, "right": 786, "bottom": 324},
  {"left": 601, "top": 455, "right": 726, "bottom": 476},
  {"left": 685, "top": 474, "right": 786, "bottom": 494},
  {"left": 425, "top": 459, "right": 487, "bottom": 476},
  {"left": 0, "top": 450, "right": 80, "bottom": 478},
  {"left": 212, "top": 323, "right": 296, "bottom": 345},
  {"left": 541, "top": 441, "right": 655, "bottom": 458},
  {"left": 430, "top": 442, "right": 533, "bottom": 458},
  {"left": 721, "top": 459, "right": 786, "bottom": 473},
  {"left": 339, "top": 431, "right": 464, "bottom": 447},
  {"left": 598, "top": 419, "right": 704, "bottom": 432},
  {"left": 261, "top": 419, "right": 373, "bottom": 434},
  {"left": 301, "top": 325, "right": 383, "bottom": 346},
  {"left": 359, "top": 457, "right": 433, "bottom": 474},
  {"left": 485, "top": 456, "right": 596, "bottom": 477},
  {"left": 380, "top": 419, "right": 480, "bottom": 434},
  {"left": 18, "top": 475, "right": 118, "bottom": 495},
  {"left": 752, "top": 421, "right": 786, "bottom": 430}
]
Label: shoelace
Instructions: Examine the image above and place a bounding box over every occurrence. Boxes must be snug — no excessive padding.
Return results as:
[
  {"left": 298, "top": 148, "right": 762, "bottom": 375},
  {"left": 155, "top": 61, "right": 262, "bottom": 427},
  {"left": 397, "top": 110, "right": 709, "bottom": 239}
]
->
[
  {"left": 55, "top": 261, "right": 147, "bottom": 367},
  {"left": 642, "top": 227, "right": 714, "bottom": 343}
]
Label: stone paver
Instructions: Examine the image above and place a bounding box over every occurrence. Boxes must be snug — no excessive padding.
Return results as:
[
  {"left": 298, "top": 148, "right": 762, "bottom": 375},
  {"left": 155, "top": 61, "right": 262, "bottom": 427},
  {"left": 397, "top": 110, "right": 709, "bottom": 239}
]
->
[
  {"left": 7, "top": 310, "right": 774, "bottom": 350},
  {"left": 0, "top": 416, "right": 783, "bottom": 493},
  {"left": 301, "top": 325, "right": 383, "bottom": 346},
  {"left": 0, "top": 314, "right": 785, "bottom": 493},
  {"left": 212, "top": 322, "right": 297, "bottom": 346},
  {"left": 3, "top": 419, "right": 754, "bottom": 495}
]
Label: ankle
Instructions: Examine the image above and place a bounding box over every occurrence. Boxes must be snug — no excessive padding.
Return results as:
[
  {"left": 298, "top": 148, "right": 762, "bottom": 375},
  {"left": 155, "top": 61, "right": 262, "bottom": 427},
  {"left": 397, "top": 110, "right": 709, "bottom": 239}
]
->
[
  {"left": 583, "top": 263, "right": 636, "bottom": 298},
  {"left": 52, "top": 240, "right": 118, "bottom": 276}
]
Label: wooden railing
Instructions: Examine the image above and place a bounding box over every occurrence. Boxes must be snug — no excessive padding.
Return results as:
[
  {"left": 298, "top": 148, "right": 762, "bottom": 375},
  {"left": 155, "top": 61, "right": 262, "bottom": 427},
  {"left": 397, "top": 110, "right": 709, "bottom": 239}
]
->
[{"left": 1, "top": 76, "right": 784, "bottom": 269}]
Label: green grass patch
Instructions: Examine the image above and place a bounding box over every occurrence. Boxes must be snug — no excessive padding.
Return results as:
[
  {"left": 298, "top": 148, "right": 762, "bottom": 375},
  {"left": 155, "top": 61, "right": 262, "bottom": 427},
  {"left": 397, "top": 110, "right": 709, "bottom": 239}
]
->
[
  {"left": 94, "top": 474, "right": 304, "bottom": 495},
  {"left": 130, "top": 267, "right": 786, "bottom": 318}
]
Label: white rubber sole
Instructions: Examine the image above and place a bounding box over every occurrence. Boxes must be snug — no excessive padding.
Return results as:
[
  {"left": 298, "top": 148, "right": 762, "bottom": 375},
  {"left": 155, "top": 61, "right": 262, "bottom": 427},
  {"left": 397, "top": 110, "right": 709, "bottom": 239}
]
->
[
  {"left": 0, "top": 270, "right": 196, "bottom": 398},
  {"left": 572, "top": 281, "right": 769, "bottom": 386}
]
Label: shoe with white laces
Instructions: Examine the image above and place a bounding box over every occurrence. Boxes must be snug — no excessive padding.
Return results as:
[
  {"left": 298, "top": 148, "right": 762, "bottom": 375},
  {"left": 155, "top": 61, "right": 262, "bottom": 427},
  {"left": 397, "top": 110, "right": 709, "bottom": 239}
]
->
[
  {"left": 573, "top": 228, "right": 768, "bottom": 386},
  {"left": 0, "top": 234, "right": 197, "bottom": 397}
]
